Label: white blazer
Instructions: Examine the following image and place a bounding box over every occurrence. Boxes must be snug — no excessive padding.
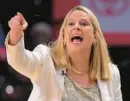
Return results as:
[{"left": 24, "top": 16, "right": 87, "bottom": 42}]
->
[{"left": 5, "top": 34, "right": 123, "bottom": 101}]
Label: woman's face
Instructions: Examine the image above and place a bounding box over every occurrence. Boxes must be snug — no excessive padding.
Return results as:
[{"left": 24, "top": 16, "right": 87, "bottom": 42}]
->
[{"left": 64, "top": 10, "right": 95, "bottom": 54}]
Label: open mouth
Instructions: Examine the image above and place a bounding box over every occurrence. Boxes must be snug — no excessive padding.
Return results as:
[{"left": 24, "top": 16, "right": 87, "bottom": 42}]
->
[{"left": 71, "top": 35, "right": 83, "bottom": 43}]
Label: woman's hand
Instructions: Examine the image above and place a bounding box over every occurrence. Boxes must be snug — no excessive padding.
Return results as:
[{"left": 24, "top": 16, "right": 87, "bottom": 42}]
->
[{"left": 8, "top": 12, "right": 28, "bottom": 45}]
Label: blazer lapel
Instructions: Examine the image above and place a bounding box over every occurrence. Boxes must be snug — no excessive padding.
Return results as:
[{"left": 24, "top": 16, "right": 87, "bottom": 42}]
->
[
  {"left": 98, "top": 80, "right": 111, "bottom": 101},
  {"left": 55, "top": 69, "right": 65, "bottom": 101}
]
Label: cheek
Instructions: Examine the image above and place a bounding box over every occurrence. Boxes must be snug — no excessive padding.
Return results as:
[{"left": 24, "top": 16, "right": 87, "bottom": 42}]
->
[
  {"left": 65, "top": 26, "right": 73, "bottom": 34},
  {"left": 84, "top": 31, "right": 95, "bottom": 45}
]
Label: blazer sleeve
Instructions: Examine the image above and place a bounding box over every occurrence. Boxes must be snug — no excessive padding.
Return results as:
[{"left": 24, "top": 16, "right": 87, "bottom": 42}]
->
[
  {"left": 112, "top": 64, "right": 123, "bottom": 101},
  {"left": 5, "top": 33, "right": 49, "bottom": 80}
]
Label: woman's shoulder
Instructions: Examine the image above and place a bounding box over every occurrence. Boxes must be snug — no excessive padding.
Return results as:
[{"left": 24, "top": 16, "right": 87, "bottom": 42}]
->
[
  {"left": 33, "top": 44, "right": 50, "bottom": 53},
  {"left": 33, "top": 44, "right": 52, "bottom": 63},
  {"left": 109, "top": 63, "right": 121, "bottom": 80}
]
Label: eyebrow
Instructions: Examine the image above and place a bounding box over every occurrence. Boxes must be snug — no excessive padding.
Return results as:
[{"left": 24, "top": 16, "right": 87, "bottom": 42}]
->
[{"left": 67, "top": 18, "right": 90, "bottom": 22}]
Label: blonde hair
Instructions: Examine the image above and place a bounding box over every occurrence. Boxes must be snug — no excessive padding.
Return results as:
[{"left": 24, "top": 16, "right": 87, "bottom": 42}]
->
[{"left": 50, "top": 5, "right": 112, "bottom": 81}]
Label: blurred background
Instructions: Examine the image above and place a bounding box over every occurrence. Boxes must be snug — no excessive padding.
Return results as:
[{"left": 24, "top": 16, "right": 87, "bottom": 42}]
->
[{"left": 0, "top": 0, "right": 130, "bottom": 101}]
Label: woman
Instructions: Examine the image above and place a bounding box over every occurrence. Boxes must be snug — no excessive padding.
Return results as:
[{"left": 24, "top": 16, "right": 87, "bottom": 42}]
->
[{"left": 5, "top": 5, "right": 122, "bottom": 101}]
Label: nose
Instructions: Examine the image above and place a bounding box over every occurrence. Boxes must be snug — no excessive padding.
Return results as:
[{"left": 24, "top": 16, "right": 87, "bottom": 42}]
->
[{"left": 74, "top": 23, "right": 80, "bottom": 30}]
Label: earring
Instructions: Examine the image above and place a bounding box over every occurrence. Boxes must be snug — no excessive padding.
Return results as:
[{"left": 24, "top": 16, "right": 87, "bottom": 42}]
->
[
  {"left": 93, "top": 40, "right": 97, "bottom": 46},
  {"left": 63, "top": 42, "right": 66, "bottom": 46}
]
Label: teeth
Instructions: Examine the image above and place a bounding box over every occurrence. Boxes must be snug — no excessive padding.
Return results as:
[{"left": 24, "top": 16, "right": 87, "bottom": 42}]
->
[
  {"left": 73, "top": 35, "right": 81, "bottom": 37},
  {"left": 71, "top": 36, "right": 83, "bottom": 42}
]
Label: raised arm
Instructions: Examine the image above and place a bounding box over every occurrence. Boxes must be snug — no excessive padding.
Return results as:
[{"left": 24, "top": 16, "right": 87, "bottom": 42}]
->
[{"left": 5, "top": 12, "right": 48, "bottom": 80}]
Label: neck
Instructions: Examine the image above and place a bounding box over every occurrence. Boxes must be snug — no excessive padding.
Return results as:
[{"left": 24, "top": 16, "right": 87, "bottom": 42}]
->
[
  {"left": 70, "top": 54, "right": 90, "bottom": 75},
  {"left": 68, "top": 48, "right": 91, "bottom": 75}
]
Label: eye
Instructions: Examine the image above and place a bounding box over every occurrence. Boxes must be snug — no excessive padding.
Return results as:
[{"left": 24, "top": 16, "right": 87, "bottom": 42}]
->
[
  {"left": 79, "top": 21, "right": 89, "bottom": 26},
  {"left": 67, "top": 22, "right": 75, "bottom": 26}
]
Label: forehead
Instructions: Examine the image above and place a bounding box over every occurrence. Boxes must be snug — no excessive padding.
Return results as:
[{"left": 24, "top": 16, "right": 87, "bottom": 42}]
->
[{"left": 67, "top": 10, "right": 90, "bottom": 21}]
